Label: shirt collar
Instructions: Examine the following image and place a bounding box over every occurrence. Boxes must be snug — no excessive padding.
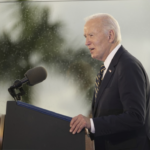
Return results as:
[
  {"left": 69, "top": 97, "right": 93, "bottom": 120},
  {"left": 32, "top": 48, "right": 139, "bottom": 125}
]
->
[{"left": 104, "top": 43, "right": 121, "bottom": 70}]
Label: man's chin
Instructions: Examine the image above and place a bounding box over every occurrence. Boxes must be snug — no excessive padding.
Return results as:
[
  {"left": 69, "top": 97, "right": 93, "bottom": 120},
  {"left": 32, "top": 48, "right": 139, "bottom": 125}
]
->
[
  {"left": 91, "top": 54, "right": 101, "bottom": 61},
  {"left": 91, "top": 54, "right": 95, "bottom": 59},
  {"left": 91, "top": 54, "right": 97, "bottom": 60}
]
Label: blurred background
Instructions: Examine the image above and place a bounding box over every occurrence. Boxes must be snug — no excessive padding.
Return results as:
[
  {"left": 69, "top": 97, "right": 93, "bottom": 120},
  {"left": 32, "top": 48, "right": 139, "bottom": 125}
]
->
[{"left": 0, "top": 0, "right": 150, "bottom": 118}]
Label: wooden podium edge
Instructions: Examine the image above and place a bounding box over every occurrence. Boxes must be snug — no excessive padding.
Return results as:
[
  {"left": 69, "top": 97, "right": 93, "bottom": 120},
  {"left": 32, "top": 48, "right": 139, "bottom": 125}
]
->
[{"left": 0, "top": 115, "right": 5, "bottom": 150}]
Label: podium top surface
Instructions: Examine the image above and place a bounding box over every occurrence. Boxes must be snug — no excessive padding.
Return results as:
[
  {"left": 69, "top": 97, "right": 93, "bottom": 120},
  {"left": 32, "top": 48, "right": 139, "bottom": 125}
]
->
[{"left": 17, "top": 101, "right": 72, "bottom": 122}]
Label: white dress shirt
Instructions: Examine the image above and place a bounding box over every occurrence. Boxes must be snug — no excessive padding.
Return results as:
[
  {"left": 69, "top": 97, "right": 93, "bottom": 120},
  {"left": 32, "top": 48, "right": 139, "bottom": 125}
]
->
[{"left": 90, "top": 43, "right": 121, "bottom": 133}]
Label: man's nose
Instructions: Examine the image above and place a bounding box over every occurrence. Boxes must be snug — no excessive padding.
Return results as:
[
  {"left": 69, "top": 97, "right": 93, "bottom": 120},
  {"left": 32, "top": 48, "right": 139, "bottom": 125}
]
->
[{"left": 85, "top": 38, "right": 91, "bottom": 46}]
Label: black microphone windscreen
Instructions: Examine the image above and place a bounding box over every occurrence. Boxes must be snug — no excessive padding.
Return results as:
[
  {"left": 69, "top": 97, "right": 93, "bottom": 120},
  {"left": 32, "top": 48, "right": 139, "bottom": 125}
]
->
[{"left": 24, "top": 67, "right": 47, "bottom": 86}]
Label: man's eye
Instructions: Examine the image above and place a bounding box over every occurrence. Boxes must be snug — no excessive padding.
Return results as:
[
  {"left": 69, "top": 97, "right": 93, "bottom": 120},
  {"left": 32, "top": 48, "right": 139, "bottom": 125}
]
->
[{"left": 90, "top": 34, "right": 93, "bottom": 37}]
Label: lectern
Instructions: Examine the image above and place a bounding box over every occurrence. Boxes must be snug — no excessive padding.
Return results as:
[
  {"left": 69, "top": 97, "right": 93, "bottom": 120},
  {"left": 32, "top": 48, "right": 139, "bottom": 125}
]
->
[{"left": 2, "top": 101, "right": 85, "bottom": 150}]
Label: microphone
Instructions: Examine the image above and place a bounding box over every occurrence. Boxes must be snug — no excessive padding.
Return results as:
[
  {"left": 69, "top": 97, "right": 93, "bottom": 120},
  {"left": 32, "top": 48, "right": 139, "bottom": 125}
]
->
[
  {"left": 8, "top": 66, "right": 47, "bottom": 100},
  {"left": 12, "top": 66, "right": 47, "bottom": 89}
]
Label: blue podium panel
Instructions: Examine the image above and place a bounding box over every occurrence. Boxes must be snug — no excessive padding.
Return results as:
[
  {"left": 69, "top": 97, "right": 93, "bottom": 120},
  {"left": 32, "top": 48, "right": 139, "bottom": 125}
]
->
[{"left": 2, "top": 101, "right": 85, "bottom": 150}]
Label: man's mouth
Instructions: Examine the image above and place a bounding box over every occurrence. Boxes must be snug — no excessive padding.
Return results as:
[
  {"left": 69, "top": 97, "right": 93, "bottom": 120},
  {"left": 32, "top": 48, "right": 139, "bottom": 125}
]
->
[
  {"left": 90, "top": 48, "right": 95, "bottom": 51},
  {"left": 90, "top": 48, "right": 95, "bottom": 53}
]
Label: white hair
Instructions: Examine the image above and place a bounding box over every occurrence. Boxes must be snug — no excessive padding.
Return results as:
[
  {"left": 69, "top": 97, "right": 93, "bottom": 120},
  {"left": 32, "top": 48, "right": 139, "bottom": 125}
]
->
[{"left": 85, "top": 13, "right": 122, "bottom": 43}]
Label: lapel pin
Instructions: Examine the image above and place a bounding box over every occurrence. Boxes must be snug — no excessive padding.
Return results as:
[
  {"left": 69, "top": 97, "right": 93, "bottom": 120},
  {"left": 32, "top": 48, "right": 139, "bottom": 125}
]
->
[{"left": 109, "top": 69, "right": 112, "bottom": 73}]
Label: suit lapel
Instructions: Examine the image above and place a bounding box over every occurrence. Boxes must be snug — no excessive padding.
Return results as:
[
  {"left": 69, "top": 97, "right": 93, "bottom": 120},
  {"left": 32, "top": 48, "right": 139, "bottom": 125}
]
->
[{"left": 93, "top": 46, "right": 126, "bottom": 116}]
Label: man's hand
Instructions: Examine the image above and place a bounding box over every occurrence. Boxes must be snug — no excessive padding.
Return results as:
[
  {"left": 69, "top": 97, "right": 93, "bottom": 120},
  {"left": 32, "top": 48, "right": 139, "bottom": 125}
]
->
[{"left": 70, "top": 114, "right": 91, "bottom": 134}]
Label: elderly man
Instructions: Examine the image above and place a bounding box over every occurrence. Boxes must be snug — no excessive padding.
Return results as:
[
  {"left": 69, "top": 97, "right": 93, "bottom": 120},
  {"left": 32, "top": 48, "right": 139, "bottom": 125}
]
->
[{"left": 70, "top": 13, "right": 150, "bottom": 150}]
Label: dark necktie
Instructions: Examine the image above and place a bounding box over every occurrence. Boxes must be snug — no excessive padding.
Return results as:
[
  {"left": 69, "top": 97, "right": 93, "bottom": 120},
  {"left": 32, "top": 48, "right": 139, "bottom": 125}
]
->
[{"left": 95, "top": 64, "right": 106, "bottom": 100}]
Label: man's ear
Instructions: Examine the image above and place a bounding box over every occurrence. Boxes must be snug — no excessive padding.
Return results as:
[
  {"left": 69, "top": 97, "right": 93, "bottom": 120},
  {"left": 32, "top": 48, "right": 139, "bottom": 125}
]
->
[{"left": 108, "top": 30, "right": 115, "bottom": 43}]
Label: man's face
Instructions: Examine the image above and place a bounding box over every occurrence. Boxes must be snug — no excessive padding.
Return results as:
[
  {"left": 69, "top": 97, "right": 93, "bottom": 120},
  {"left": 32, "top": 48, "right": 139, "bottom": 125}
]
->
[{"left": 84, "top": 19, "right": 110, "bottom": 62}]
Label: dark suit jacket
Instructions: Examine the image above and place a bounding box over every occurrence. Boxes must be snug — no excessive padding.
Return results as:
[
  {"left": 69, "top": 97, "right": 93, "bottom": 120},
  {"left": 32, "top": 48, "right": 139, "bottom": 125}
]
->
[{"left": 91, "top": 46, "right": 150, "bottom": 150}]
